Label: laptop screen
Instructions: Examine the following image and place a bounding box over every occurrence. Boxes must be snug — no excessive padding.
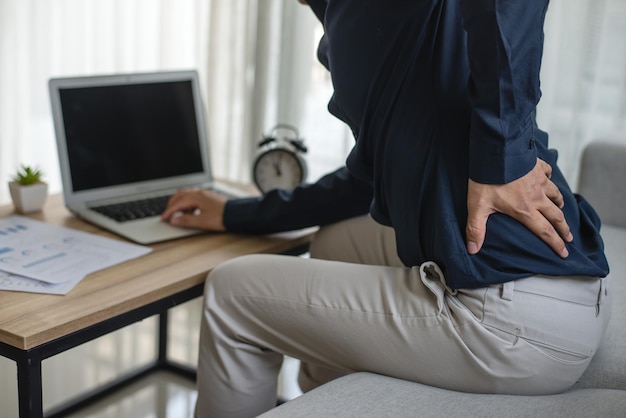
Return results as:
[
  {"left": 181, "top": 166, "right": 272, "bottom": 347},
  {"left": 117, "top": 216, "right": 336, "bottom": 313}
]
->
[{"left": 58, "top": 80, "right": 204, "bottom": 192}]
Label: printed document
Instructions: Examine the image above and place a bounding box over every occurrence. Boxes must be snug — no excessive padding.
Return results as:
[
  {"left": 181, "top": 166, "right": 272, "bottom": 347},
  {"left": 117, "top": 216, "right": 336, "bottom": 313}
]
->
[{"left": 0, "top": 216, "right": 152, "bottom": 294}]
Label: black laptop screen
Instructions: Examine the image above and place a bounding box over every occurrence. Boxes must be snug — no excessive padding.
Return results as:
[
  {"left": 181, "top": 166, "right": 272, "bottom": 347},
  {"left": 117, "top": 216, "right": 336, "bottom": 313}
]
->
[{"left": 59, "top": 80, "right": 205, "bottom": 192}]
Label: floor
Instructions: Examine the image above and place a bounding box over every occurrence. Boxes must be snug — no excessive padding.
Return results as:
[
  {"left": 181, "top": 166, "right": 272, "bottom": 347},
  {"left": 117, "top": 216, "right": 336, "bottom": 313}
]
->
[
  {"left": 0, "top": 298, "right": 303, "bottom": 417},
  {"left": 64, "top": 372, "right": 198, "bottom": 418}
]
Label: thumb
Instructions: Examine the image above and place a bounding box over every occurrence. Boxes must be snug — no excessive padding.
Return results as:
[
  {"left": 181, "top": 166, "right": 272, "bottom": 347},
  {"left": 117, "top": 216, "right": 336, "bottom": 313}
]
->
[{"left": 465, "top": 206, "right": 490, "bottom": 255}]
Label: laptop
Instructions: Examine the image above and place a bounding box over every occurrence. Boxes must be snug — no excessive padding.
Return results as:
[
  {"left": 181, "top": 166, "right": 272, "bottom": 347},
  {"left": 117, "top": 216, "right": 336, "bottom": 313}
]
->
[{"left": 49, "top": 70, "right": 241, "bottom": 244}]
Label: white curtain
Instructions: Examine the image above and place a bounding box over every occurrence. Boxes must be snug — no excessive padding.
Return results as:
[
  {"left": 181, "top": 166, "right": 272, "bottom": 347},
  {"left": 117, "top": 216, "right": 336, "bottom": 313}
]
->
[
  {"left": 2, "top": 1, "right": 624, "bottom": 207},
  {"left": 539, "top": 0, "right": 626, "bottom": 186},
  {"left": 0, "top": 0, "right": 325, "bottom": 205}
]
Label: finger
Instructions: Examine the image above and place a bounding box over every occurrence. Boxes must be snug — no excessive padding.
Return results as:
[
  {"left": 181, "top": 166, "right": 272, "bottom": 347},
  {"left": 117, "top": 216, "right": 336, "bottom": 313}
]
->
[
  {"left": 465, "top": 207, "right": 492, "bottom": 255},
  {"left": 161, "top": 196, "right": 200, "bottom": 220},
  {"left": 165, "top": 189, "right": 196, "bottom": 209},
  {"left": 169, "top": 212, "right": 206, "bottom": 229},
  {"left": 512, "top": 207, "right": 569, "bottom": 257},
  {"left": 538, "top": 199, "right": 573, "bottom": 243},
  {"left": 544, "top": 178, "right": 565, "bottom": 209},
  {"left": 161, "top": 199, "right": 184, "bottom": 220},
  {"left": 538, "top": 159, "right": 553, "bottom": 179}
]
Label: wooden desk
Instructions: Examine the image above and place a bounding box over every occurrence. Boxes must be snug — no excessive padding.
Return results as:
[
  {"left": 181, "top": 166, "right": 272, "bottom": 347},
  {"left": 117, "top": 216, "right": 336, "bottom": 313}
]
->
[{"left": 0, "top": 194, "right": 315, "bottom": 418}]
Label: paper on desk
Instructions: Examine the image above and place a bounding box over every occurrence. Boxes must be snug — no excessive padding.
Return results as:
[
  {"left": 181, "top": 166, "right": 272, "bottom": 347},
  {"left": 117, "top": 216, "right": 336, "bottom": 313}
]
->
[
  {"left": 0, "top": 216, "right": 152, "bottom": 291},
  {"left": 0, "top": 270, "right": 83, "bottom": 295}
]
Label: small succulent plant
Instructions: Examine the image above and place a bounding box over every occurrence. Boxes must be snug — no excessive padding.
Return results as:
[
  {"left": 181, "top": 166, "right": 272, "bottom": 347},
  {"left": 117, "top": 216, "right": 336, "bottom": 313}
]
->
[{"left": 12, "top": 165, "right": 45, "bottom": 186}]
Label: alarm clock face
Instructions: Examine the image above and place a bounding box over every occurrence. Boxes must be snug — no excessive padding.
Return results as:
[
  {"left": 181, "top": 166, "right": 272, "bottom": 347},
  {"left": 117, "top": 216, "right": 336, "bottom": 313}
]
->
[{"left": 253, "top": 148, "right": 305, "bottom": 193}]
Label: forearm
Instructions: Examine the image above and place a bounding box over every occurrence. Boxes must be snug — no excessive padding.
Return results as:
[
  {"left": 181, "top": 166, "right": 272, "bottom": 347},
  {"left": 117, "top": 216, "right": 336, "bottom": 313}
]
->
[
  {"left": 460, "top": 0, "right": 550, "bottom": 184},
  {"left": 224, "top": 167, "right": 373, "bottom": 234}
]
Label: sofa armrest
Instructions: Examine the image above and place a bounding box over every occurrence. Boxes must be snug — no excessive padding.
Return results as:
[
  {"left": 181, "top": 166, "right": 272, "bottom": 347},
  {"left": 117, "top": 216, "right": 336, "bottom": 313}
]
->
[{"left": 577, "top": 140, "right": 626, "bottom": 228}]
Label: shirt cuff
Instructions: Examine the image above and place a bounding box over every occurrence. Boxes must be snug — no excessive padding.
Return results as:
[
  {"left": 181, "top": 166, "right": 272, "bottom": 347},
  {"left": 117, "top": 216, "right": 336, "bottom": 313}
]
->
[
  {"left": 223, "top": 197, "right": 263, "bottom": 232},
  {"left": 469, "top": 116, "right": 538, "bottom": 184}
]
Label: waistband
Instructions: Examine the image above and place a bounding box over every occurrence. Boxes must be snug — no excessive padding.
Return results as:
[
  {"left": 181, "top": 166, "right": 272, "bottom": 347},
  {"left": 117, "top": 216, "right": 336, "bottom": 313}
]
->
[{"left": 501, "top": 274, "right": 609, "bottom": 307}]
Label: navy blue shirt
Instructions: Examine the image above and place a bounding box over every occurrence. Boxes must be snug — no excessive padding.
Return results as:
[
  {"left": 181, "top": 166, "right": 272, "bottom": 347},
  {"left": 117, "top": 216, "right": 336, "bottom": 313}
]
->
[{"left": 225, "top": 0, "right": 609, "bottom": 289}]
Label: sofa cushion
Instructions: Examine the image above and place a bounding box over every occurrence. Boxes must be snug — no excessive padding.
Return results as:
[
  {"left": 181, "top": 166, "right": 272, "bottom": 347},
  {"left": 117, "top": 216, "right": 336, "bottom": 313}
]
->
[
  {"left": 263, "top": 226, "right": 626, "bottom": 417},
  {"left": 575, "top": 225, "right": 626, "bottom": 390},
  {"left": 261, "top": 372, "right": 626, "bottom": 418}
]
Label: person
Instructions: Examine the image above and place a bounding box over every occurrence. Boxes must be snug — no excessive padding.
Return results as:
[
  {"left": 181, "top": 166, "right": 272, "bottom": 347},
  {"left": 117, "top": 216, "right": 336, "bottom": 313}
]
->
[{"left": 161, "top": 1, "right": 611, "bottom": 417}]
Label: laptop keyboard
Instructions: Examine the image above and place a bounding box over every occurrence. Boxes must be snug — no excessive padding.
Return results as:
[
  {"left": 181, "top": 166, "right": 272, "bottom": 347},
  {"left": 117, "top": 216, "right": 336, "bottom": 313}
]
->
[{"left": 91, "top": 195, "right": 172, "bottom": 222}]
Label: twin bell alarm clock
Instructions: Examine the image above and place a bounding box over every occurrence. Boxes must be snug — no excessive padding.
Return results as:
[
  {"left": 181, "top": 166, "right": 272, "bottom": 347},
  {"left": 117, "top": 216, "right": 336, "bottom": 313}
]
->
[{"left": 252, "top": 124, "right": 308, "bottom": 194}]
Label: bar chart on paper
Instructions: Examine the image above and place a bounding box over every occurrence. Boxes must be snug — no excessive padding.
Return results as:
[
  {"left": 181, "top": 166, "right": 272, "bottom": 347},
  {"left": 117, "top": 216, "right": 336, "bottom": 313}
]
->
[{"left": 0, "top": 216, "right": 152, "bottom": 295}]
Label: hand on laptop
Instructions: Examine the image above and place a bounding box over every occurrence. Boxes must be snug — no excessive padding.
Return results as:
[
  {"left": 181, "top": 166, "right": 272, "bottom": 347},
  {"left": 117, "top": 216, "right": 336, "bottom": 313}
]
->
[{"left": 161, "top": 189, "right": 227, "bottom": 231}]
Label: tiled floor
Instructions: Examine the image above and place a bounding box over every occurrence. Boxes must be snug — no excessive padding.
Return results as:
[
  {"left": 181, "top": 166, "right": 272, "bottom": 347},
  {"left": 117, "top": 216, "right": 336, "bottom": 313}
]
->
[{"left": 64, "top": 372, "right": 198, "bottom": 418}]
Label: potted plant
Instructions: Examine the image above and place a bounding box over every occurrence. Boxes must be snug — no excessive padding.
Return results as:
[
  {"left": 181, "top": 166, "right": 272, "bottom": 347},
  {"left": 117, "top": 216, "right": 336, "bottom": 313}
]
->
[{"left": 8, "top": 165, "right": 48, "bottom": 213}]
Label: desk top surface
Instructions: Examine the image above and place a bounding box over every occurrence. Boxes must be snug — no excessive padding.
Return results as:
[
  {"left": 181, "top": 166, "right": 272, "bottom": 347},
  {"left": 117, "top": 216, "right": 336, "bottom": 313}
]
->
[{"left": 0, "top": 194, "right": 315, "bottom": 350}]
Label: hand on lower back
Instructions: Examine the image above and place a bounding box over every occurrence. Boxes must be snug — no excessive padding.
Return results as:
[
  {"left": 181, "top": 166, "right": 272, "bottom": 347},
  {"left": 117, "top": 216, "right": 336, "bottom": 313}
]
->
[{"left": 465, "top": 158, "right": 573, "bottom": 258}]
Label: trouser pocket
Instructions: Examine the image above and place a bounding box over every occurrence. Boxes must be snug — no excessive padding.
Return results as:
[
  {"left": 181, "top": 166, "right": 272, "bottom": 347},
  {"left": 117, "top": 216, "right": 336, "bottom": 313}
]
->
[{"left": 481, "top": 275, "right": 610, "bottom": 361}]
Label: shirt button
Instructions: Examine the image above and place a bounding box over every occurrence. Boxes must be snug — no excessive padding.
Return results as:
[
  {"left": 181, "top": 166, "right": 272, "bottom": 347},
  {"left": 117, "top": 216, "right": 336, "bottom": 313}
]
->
[{"left": 528, "top": 139, "right": 535, "bottom": 149}]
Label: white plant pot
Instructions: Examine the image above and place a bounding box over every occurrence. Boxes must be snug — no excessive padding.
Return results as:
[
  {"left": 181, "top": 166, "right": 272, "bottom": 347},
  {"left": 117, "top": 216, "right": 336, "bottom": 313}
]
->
[{"left": 8, "top": 181, "right": 48, "bottom": 213}]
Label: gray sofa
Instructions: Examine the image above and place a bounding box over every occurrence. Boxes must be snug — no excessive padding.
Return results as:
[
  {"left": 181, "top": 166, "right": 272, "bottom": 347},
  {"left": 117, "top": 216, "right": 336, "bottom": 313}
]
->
[{"left": 262, "top": 141, "right": 626, "bottom": 417}]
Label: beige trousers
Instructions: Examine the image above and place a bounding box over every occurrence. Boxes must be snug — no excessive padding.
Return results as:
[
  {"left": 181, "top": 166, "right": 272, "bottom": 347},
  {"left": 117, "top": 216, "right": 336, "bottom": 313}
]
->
[{"left": 195, "top": 215, "right": 611, "bottom": 418}]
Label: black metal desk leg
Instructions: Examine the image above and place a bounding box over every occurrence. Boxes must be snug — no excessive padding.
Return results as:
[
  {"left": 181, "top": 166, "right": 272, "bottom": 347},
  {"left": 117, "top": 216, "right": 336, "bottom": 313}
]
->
[
  {"left": 158, "top": 310, "right": 169, "bottom": 365},
  {"left": 17, "top": 352, "right": 43, "bottom": 418},
  {"left": 156, "top": 309, "right": 197, "bottom": 382}
]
